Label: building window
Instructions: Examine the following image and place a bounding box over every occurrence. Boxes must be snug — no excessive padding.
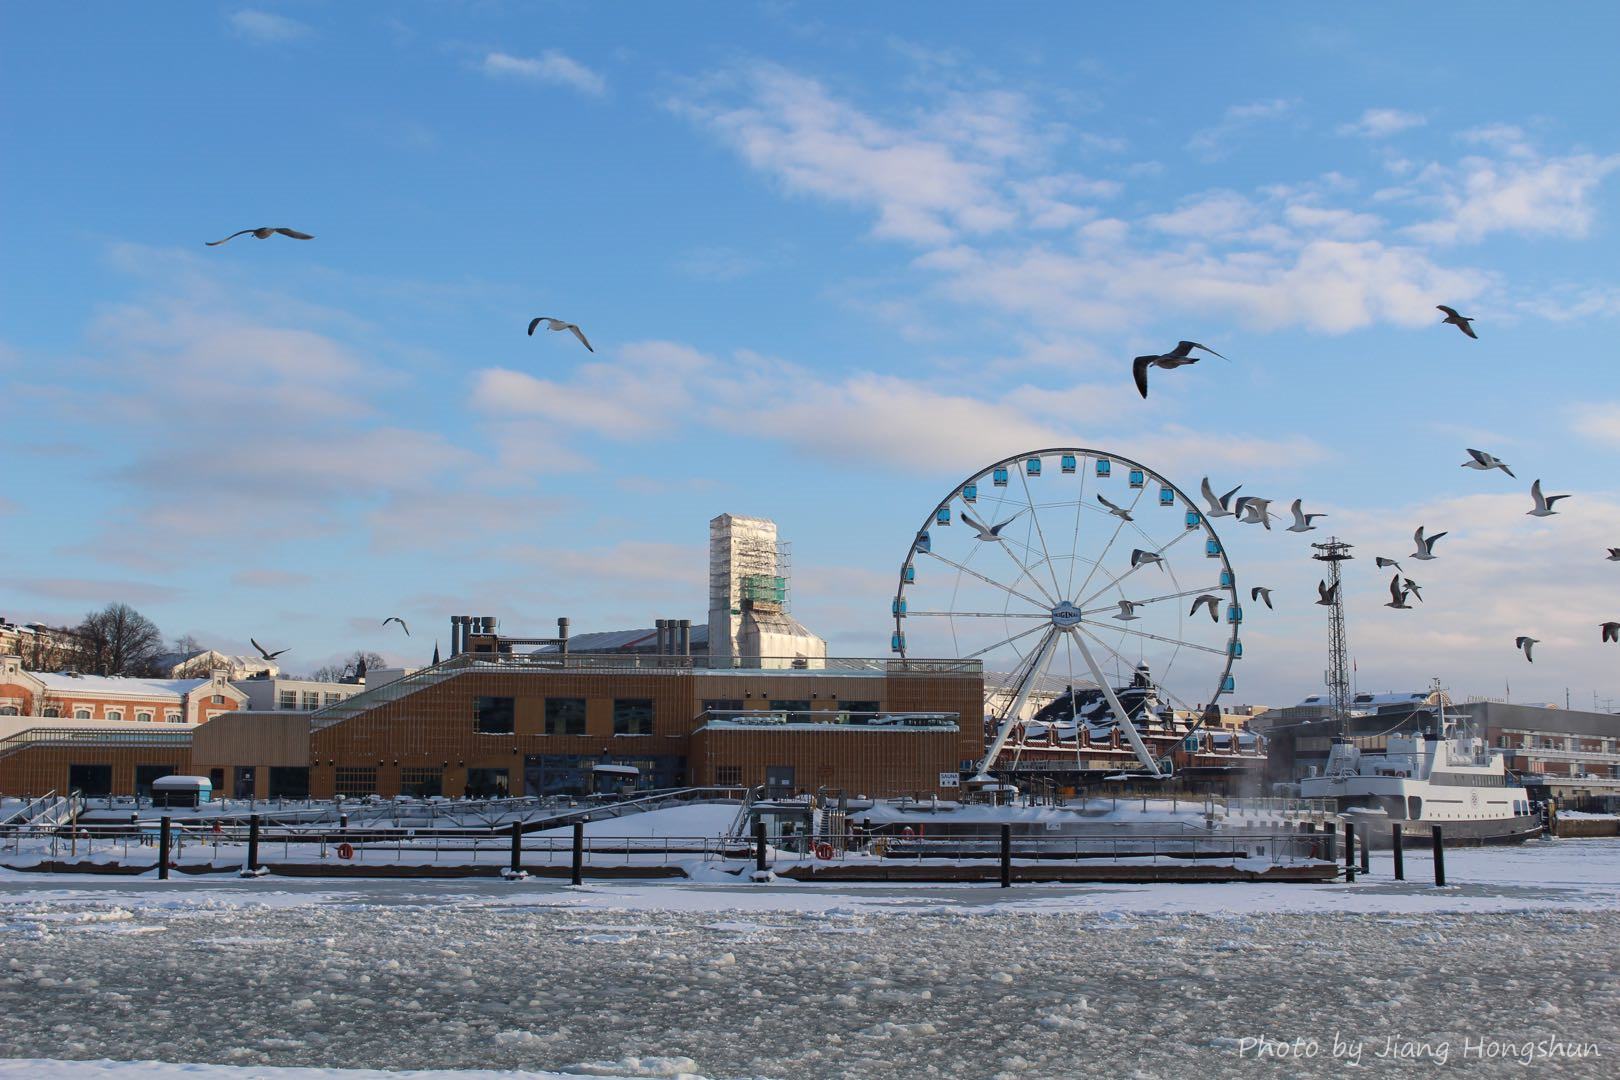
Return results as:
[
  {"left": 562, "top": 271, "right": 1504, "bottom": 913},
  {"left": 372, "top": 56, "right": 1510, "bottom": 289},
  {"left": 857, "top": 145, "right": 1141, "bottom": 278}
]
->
[
  {"left": 279, "top": 690, "right": 297, "bottom": 710},
  {"left": 716, "top": 765, "right": 742, "bottom": 787},
  {"left": 212, "top": 694, "right": 224, "bottom": 705},
  {"left": 544, "top": 697, "right": 586, "bottom": 736},
  {"left": 167, "top": 713, "right": 184, "bottom": 724},
  {"left": 769, "top": 700, "right": 812, "bottom": 723},
  {"left": 465, "top": 768, "right": 510, "bottom": 798},
  {"left": 105, "top": 710, "right": 123, "bottom": 722},
  {"left": 43, "top": 707, "right": 60, "bottom": 718},
  {"left": 475, "top": 695, "right": 516, "bottom": 735},
  {"left": 0, "top": 706, "right": 17, "bottom": 716},
  {"left": 613, "top": 699, "right": 654, "bottom": 735},
  {"left": 842, "top": 700, "right": 880, "bottom": 722},
  {"left": 703, "top": 699, "right": 744, "bottom": 716},
  {"left": 74, "top": 708, "right": 91, "bottom": 720},
  {"left": 302, "top": 691, "right": 321, "bottom": 710},
  {"left": 765, "top": 765, "right": 795, "bottom": 796},
  {"left": 324, "top": 692, "right": 343, "bottom": 706},
  {"left": 334, "top": 767, "right": 378, "bottom": 798},
  {"left": 401, "top": 768, "right": 443, "bottom": 797},
  {"left": 136, "top": 711, "right": 153, "bottom": 723}
]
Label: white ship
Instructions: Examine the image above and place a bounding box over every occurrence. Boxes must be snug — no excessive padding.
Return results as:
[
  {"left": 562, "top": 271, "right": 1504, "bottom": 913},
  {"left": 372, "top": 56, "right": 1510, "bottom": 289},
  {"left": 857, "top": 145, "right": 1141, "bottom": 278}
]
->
[{"left": 1300, "top": 695, "right": 1540, "bottom": 845}]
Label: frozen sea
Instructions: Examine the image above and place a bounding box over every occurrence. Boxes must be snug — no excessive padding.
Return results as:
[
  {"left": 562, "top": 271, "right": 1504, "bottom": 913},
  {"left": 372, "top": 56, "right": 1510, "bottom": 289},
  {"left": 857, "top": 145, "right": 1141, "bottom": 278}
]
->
[{"left": 2, "top": 839, "right": 1617, "bottom": 1079}]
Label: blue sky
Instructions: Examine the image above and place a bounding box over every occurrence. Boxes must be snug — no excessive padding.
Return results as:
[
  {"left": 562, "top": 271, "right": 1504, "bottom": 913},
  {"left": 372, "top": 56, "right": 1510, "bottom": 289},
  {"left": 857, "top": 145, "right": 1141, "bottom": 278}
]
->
[{"left": 4, "top": 3, "right": 1619, "bottom": 708}]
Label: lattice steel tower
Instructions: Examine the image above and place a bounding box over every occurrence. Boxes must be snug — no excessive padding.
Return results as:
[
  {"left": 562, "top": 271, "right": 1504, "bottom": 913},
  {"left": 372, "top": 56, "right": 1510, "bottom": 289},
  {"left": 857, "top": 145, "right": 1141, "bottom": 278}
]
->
[{"left": 1311, "top": 537, "right": 1354, "bottom": 729}]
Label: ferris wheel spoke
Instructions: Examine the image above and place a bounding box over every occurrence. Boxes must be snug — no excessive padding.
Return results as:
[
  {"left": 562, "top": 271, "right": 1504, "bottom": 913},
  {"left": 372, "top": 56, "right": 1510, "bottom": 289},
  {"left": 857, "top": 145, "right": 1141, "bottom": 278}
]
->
[
  {"left": 919, "top": 550, "right": 1050, "bottom": 610},
  {"left": 1066, "top": 483, "right": 1151, "bottom": 606},
  {"left": 1079, "top": 625, "right": 1204, "bottom": 716},
  {"left": 1017, "top": 464, "right": 1067, "bottom": 602},
  {"left": 988, "top": 540, "right": 1062, "bottom": 607},
  {"left": 1076, "top": 584, "right": 1228, "bottom": 619},
  {"left": 1064, "top": 464, "right": 1088, "bottom": 600},
  {"left": 906, "top": 610, "right": 1050, "bottom": 619},
  {"left": 1080, "top": 619, "right": 1227, "bottom": 657},
  {"left": 1073, "top": 523, "right": 1203, "bottom": 611},
  {"left": 959, "top": 620, "right": 1052, "bottom": 662}
]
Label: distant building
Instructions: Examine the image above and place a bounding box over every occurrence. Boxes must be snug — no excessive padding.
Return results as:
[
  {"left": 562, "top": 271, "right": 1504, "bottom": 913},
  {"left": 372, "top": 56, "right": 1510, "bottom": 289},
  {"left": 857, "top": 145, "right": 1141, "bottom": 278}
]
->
[
  {"left": 0, "top": 654, "right": 246, "bottom": 731},
  {"left": 155, "top": 649, "right": 280, "bottom": 680},
  {"left": 706, "top": 514, "right": 826, "bottom": 669},
  {"left": 231, "top": 673, "right": 364, "bottom": 712},
  {"left": 0, "top": 618, "right": 92, "bottom": 671}
]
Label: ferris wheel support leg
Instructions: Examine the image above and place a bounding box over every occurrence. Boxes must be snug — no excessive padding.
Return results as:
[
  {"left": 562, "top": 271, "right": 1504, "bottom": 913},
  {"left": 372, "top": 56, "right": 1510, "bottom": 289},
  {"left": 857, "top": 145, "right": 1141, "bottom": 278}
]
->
[
  {"left": 1071, "top": 630, "right": 1162, "bottom": 779},
  {"left": 973, "top": 627, "right": 1059, "bottom": 780}
]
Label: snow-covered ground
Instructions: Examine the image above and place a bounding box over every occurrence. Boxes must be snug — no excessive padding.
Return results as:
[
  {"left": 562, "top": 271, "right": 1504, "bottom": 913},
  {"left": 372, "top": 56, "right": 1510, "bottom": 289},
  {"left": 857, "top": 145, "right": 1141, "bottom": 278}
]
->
[{"left": 2, "top": 838, "right": 1618, "bottom": 1078}]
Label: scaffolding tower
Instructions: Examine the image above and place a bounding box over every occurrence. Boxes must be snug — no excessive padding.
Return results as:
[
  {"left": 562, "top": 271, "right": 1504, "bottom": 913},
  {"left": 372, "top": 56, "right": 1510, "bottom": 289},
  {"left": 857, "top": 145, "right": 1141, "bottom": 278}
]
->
[{"left": 1311, "top": 537, "right": 1354, "bottom": 730}]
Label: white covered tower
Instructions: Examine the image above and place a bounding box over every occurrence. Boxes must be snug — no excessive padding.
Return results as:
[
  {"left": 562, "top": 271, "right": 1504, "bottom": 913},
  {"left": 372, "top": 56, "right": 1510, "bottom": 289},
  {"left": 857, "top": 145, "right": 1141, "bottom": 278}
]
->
[{"left": 707, "top": 514, "right": 826, "bottom": 668}]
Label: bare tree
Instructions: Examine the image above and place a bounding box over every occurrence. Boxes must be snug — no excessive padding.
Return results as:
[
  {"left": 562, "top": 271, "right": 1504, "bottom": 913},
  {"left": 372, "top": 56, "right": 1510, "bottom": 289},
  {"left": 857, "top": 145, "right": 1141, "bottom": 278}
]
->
[
  {"left": 307, "top": 650, "right": 387, "bottom": 683},
  {"left": 76, "top": 603, "right": 164, "bottom": 676}
]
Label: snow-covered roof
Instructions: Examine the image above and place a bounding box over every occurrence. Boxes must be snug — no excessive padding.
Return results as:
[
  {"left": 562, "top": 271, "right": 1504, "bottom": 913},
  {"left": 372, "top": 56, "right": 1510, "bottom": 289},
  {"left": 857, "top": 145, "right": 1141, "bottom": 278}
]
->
[{"left": 33, "top": 672, "right": 213, "bottom": 699}]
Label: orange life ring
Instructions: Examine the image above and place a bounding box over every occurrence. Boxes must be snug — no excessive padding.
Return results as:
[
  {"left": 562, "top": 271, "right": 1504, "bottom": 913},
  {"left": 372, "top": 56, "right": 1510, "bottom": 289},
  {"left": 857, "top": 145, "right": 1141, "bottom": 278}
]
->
[
  {"left": 336, "top": 842, "right": 355, "bottom": 860},
  {"left": 815, "top": 842, "right": 835, "bottom": 861}
]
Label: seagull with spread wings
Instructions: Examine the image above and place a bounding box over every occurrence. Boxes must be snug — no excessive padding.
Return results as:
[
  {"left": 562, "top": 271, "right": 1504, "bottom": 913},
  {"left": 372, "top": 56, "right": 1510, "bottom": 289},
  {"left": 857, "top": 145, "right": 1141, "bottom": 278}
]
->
[
  {"left": 1287, "top": 498, "right": 1326, "bottom": 533},
  {"left": 961, "top": 509, "right": 1022, "bottom": 542},
  {"left": 1462, "top": 448, "right": 1514, "bottom": 478},
  {"left": 528, "top": 317, "right": 594, "bottom": 352},
  {"left": 1527, "top": 479, "right": 1570, "bottom": 518},
  {"left": 1200, "top": 477, "right": 1242, "bottom": 518},
  {"left": 250, "top": 637, "right": 289, "bottom": 661},
  {"left": 1515, "top": 636, "right": 1539, "bottom": 663},
  {"left": 1437, "top": 305, "right": 1477, "bottom": 338},
  {"left": 1130, "top": 548, "right": 1166, "bottom": 571},
  {"left": 383, "top": 617, "right": 410, "bottom": 637},
  {"left": 1097, "top": 494, "right": 1134, "bottom": 522},
  {"left": 207, "top": 227, "right": 314, "bottom": 246},
  {"left": 1411, "top": 526, "right": 1447, "bottom": 561},
  {"left": 1132, "top": 340, "right": 1228, "bottom": 398},
  {"left": 1384, "top": 575, "right": 1412, "bottom": 610},
  {"left": 1189, "top": 594, "right": 1222, "bottom": 622},
  {"left": 1250, "top": 586, "right": 1273, "bottom": 610},
  {"left": 1315, "top": 580, "right": 1339, "bottom": 607}
]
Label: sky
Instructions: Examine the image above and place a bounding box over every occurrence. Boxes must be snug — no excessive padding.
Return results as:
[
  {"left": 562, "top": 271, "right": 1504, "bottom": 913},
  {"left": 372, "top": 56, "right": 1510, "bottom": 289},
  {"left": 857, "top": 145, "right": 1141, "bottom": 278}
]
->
[{"left": 3, "top": 3, "right": 1619, "bottom": 709}]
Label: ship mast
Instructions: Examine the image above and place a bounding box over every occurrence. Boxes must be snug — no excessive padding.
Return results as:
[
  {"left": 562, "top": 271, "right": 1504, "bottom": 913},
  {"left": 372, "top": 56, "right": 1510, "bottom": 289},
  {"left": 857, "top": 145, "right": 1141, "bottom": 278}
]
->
[{"left": 1311, "top": 538, "right": 1354, "bottom": 734}]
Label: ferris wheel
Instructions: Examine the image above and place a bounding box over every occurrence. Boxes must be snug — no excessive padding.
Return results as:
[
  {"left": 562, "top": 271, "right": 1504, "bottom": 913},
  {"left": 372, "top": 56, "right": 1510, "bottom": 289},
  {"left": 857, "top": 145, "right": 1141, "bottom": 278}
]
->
[{"left": 892, "top": 447, "right": 1241, "bottom": 775}]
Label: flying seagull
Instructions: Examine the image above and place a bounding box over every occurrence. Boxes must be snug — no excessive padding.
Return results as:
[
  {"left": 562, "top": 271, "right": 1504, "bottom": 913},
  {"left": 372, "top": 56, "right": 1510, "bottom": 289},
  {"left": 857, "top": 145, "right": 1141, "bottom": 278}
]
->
[
  {"left": 1602, "top": 622, "right": 1619, "bottom": 644},
  {"left": 1437, "top": 305, "right": 1477, "bottom": 339},
  {"left": 1287, "top": 499, "right": 1326, "bottom": 533},
  {"left": 1402, "top": 578, "right": 1424, "bottom": 603},
  {"left": 1113, "top": 600, "right": 1141, "bottom": 621},
  {"left": 1462, "top": 448, "right": 1514, "bottom": 478},
  {"left": 1514, "top": 636, "right": 1539, "bottom": 663},
  {"left": 1411, "top": 526, "right": 1447, "bottom": 561},
  {"left": 1235, "top": 496, "right": 1272, "bottom": 529},
  {"left": 1130, "top": 548, "right": 1166, "bottom": 571},
  {"left": 250, "top": 637, "right": 289, "bottom": 661},
  {"left": 1527, "top": 479, "right": 1570, "bottom": 518},
  {"left": 1608, "top": 548, "right": 1620, "bottom": 561},
  {"left": 1250, "top": 586, "right": 1273, "bottom": 610},
  {"left": 1375, "top": 557, "right": 1403, "bottom": 571},
  {"left": 527, "top": 317, "right": 594, "bottom": 352},
  {"left": 1200, "top": 477, "right": 1242, "bottom": 518},
  {"left": 383, "top": 616, "right": 410, "bottom": 637},
  {"left": 1097, "top": 494, "right": 1133, "bottom": 522},
  {"left": 1384, "top": 574, "right": 1412, "bottom": 610},
  {"left": 1189, "top": 594, "right": 1222, "bottom": 622},
  {"left": 961, "top": 509, "right": 1021, "bottom": 542},
  {"left": 1132, "top": 340, "right": 1228, "bottom": 398},
  {"left": 1315, "top": 580, "right": 1339, "bottom": 607},
  {"left": 206, "top": 227, "right": 314, "bottom": 246}
]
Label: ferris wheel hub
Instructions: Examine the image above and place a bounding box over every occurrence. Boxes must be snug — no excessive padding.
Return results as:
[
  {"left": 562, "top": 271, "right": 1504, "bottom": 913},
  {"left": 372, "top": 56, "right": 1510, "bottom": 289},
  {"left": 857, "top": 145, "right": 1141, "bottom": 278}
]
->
[{"left": 1049, "top": 601, "right": 1084, "bottom": 628}]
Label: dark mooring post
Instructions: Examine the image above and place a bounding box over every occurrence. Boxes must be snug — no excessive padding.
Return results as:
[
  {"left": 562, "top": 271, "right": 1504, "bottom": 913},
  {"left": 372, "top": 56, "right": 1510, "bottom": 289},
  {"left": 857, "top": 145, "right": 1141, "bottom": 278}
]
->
[
  {"left": 1431, "top": 825, "right": 1446, "bottom": 887},
  {"left": 1324, "top": 820, "right": 1338, "bottom": 864},
  {"left": 1360, "top": 829, "right": 1371, "bottom": 875},
  {"left": 509, "top": 820, "right": 523, "bottom": 874},
  {"left": 158, "top": 816, "right": 172, "bottom": 880},
  {"left": 1000, "top": 823, "right": 1012, "bottom": 889},
  {"left": 1344, "top": 823, "right": 1356, "bottom": 882},
  {"left": 755, "top": 820, "right": 768, "bottom": 873},
  {"left": 571, "top": 821, "right": 585, "bottom": 886},
  {"left": 1392, "top": 826, "right": 1405, "bottom": 880},
  {"left": 247, "top": 814, "right": 261, "bottom": 873}
]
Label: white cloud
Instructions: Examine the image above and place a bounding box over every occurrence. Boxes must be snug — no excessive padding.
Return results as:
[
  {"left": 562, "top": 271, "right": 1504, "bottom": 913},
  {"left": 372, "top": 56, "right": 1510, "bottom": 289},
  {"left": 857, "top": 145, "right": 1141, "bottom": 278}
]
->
[
  {"left": 1186, "top": 98, "right": 1297, "bottom": 160},
  {"left": 672, "top": 64, "right": 1015, "bottom": 243},
  {"left": 1337, "top": 108, "right": 1426, "bottom": 138},
  {"left": 1571, "top": 402, "right": 1620, "bottom": 447},
  {"left": 1405, "top": 151, "right": 1620, "bottom": 245},
  {"left": 228, "top": 9, "right": 311, "bottom": 44},
  {"left": 481, "top": 50, "right": 605, "bottom": 96}
]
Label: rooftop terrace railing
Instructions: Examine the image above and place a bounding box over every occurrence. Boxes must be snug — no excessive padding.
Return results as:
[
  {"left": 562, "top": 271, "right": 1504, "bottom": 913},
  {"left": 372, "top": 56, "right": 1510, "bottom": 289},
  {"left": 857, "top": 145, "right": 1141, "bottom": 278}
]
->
[{"left": 0, "top": 727, "right": 193, "bottom": 761}]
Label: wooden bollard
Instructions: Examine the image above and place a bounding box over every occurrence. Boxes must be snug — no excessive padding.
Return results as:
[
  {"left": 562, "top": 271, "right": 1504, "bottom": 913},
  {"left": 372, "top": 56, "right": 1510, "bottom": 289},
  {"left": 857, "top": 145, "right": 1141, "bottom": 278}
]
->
[
  {"left": 1360, "top": 828, "right": 1371, "bottom": 875},
  {"left": 1431, "top": 825, "right": 1445, "bottom": 887},
  {"left": 509, "top": 820, "right": 523, "bottom": 874},
  {"left": 1324, "top": 821, "right": 1337, "bottom": 864},
  {"left": 247, "top": 814, "right": 261, "bottom": 873},
  {"left": 1000, "top": 823, "right": 1012, "bottom": 889},
  {"left": 571, "top": 821, "right": 585, "bottom": 885},
  {"left": 158, "top": 816, "right": 171, "bottom": 880},
  {"left": 755, "top": 820, "right": 768, "bottom": 873},
  {"left": 1392, "top": 825, "right": 1404, "bottom": 880},
  {"left": 1344, "top": 823, "right": 1356, "bottom": 882}
]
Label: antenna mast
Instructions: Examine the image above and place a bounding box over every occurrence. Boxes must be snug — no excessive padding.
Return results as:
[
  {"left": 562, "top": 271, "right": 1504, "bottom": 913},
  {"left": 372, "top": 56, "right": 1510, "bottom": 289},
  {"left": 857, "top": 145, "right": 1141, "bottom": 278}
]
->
[{"left": 1312, "top": 537, "right": 1354, "bottom": 733}]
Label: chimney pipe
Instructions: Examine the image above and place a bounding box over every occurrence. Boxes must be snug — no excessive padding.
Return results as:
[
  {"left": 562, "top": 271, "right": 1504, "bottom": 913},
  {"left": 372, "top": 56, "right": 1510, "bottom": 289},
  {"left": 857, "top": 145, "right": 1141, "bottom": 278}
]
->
[
  {"left": 657, "top": 618, "right": 669, "bottom": 655},
  {"left": 678, "top": 619, "right": 691, "bottom": 657},
  {"left": 450, "top": 616, "right": 461, "bottom": 657},
  {"left": 557, "top": 617, "right": 570, "bottom": 657}
]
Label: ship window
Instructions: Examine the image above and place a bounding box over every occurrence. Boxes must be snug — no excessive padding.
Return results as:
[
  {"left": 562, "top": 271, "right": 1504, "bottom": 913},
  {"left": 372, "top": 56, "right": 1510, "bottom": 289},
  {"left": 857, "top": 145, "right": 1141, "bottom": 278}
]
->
[{"left": 1407, "top": 796, "right": 1422, "bottom": 820}]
